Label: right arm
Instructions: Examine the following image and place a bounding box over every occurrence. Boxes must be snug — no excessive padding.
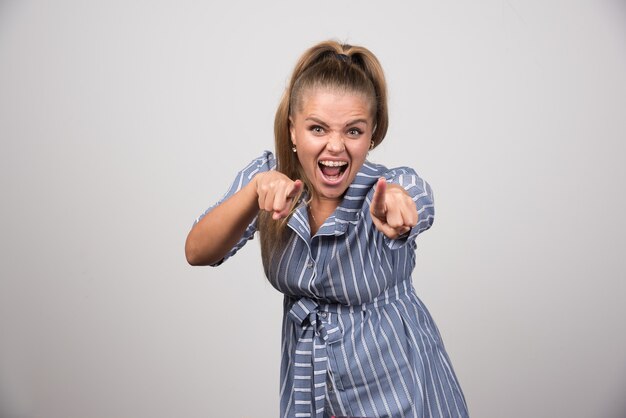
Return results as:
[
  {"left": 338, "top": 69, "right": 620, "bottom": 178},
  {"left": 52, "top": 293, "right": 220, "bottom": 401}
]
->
[
  {"left": 185, "top": 179, "right": 260, "bottom": 266},
  {"left": 185, "top": 170, "right": 303, "bottom": 266}
]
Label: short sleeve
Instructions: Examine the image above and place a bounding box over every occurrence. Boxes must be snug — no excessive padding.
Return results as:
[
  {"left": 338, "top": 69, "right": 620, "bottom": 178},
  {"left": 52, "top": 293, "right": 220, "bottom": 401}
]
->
[
  {"left": 193, "top": 150, "right": 275, "bottom": 266},
  {"left": 381, "top": 167, "right": 435, "bottom": 250}
]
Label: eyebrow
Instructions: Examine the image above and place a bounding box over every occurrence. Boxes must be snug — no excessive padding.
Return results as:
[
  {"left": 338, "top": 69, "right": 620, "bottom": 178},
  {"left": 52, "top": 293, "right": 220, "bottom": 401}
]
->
[{"left": 305, "top": 117, "right": 369, "bottom": 127}]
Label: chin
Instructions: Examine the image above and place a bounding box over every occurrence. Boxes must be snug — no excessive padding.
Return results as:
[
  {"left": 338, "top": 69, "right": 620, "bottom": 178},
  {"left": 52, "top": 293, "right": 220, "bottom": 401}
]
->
[{"left": 313, "top": 176, "right": 353, "bottom": 200}]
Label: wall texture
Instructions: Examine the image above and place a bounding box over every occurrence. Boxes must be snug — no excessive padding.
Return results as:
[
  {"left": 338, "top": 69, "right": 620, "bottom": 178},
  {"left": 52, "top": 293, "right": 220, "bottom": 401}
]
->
[{"left": 1, "top": 1, "right": 625, "bottom": 417}]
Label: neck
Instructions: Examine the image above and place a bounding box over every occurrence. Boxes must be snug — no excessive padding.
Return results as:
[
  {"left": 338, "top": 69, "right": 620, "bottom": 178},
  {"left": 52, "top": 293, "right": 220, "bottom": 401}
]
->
[
  {"left": 310, "top": 196, "right": 340, "bottom": 214},
  {"left": 308, "top": 196, "right": 340, "bottom": 235}
]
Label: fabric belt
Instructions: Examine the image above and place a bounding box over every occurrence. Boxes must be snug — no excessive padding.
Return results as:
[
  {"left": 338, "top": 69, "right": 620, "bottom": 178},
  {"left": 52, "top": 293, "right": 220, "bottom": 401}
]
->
[
  {"left": 286, "top": 280, "right": 413, "bottom": 417},
  {"left": 287, "top": 296, "right": 342, "bottom": 417}
]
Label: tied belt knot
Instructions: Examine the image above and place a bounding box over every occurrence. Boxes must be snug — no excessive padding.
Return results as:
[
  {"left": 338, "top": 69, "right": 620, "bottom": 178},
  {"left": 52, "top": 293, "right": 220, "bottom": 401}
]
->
[
  {"left": 288, "top": 296, "right": 343, "bottom": 344},
  {"left": 287, "top": 296, "right": 343, "bottom": 417}
]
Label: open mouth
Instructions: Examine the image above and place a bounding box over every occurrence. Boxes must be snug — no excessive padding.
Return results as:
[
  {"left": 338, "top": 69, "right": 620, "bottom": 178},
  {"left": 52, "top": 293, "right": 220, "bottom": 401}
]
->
[{"left": 318, "top": 160, "right": 348, "bottom": 182}]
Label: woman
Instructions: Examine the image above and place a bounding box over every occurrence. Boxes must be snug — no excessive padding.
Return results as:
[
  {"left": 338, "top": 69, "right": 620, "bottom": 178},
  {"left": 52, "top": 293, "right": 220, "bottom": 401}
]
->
[{"left": 185, "top": 40, "right": 468, "bottom": 418}]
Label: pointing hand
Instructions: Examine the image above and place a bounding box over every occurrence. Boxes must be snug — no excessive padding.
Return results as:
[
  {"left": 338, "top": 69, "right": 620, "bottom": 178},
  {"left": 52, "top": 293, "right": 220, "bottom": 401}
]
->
[
  {"left": 370, "top": 177, "right": 418, "bottom": 240},
  {"left": 255, "top": 172, "right": 303, "bottom": 220}
]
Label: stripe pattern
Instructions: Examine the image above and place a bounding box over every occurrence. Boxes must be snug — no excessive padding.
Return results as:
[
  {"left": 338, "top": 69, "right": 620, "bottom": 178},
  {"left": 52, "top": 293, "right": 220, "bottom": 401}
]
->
[{"left": 196, "top": 151, "right": 468, "bottom": 417}]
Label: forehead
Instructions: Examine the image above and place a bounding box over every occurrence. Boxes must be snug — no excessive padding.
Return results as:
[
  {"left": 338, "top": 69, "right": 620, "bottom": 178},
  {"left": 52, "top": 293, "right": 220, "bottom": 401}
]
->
[{"left": 294, "top": 88, "right": 373, "bottom": 121}]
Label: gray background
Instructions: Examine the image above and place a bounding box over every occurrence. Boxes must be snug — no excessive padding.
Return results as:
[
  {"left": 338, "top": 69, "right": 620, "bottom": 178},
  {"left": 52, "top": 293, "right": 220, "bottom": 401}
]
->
[{"left": 1, "top": 0, "right": 625, "bottom": 417}]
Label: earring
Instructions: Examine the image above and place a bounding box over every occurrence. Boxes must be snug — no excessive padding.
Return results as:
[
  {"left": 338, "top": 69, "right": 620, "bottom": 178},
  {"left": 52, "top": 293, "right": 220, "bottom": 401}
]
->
[
  {"left": 292, "top": 145, "right": 297, "bottom": 153},
  {"left": 369, "top": 140, "right": 375, "bottom": 151}
]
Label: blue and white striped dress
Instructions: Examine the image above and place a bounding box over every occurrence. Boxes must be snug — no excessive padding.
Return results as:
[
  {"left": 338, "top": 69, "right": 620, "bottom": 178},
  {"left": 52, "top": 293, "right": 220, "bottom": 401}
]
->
[{"left": 196, "top": 151, "right": 468, "bottom": 418}]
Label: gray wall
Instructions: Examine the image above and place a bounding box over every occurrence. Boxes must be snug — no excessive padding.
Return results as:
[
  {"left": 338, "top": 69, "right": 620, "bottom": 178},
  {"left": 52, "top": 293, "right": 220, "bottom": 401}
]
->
[{"left": 1, "top": 1, "right": 625, "bottom": 417}]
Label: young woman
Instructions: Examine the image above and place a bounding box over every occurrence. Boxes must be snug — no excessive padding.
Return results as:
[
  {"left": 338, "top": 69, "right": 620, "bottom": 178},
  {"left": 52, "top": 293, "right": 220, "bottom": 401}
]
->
[{"left": 185, "top": 40, "right": 468, "bottom": 418}]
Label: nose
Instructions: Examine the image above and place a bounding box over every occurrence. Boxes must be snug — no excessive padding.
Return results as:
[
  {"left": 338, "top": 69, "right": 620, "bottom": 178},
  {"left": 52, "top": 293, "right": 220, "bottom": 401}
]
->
[{"left": 326, "top": 133, "right": 345, "bottom": 153}]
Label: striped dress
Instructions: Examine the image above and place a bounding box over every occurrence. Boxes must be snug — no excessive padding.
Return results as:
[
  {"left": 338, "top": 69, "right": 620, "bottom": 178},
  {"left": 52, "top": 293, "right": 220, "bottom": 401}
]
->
[{"left": 196, "top": 151, "right": 468, "bottom": 418}]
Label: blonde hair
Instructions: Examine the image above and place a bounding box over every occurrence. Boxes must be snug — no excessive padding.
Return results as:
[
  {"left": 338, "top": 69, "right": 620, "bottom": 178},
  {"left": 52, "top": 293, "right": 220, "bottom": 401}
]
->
[{"left": 259, "top": 40, "right": 389, "bottom": 270}]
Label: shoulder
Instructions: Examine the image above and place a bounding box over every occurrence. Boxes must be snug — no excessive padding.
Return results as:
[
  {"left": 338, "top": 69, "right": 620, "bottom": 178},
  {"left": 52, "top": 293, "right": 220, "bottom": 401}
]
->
[
  {"left": 205, "top": 150, "right": 276, "bottom": 212},
  {"left": 356, "top": 160, "right": 427, "bottom": 194},
  {"left": 357, "top": 160, "right": 435, "bottom": 217},
  {"left": 344, "top": 160, "right": 433, "bottom": 212},
  {"left": 239, "top": 150, "right": 276, "bottom": 177},
  {"left": 370, "top": 160, "right": 420, "bottom": 178},
  {"left": 224, "top": 150, "right": 276, "bottom": 188}
]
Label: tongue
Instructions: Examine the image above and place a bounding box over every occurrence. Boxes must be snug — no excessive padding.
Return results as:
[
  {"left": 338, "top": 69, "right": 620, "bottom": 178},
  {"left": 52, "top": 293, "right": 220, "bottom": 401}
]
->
[{"left": 321, "top": 165, "right": 341, "bottom": 177}]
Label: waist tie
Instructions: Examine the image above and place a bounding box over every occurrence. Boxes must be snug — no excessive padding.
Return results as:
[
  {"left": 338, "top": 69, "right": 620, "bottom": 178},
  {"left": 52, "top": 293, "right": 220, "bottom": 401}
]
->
[
  {"left": 287, "top": 296, "right": 342, "bottom": 417},
  {"left": 286, "top": 280, "right": 414, "bottom": 418}
]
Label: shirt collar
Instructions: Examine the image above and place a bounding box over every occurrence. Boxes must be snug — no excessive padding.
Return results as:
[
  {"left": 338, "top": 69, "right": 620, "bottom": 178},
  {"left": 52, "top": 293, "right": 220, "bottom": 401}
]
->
[{"left": 286, "top": 160, "right": 384, "bottom": 238}]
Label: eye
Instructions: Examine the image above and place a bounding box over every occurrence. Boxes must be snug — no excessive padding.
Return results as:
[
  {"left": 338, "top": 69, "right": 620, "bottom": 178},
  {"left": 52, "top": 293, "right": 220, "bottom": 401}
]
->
[
  {"left": 309, "top": 125, "right": 325, "bottom": 135},
  {"left": 346, "top": 128, "right": 363, "bottom": 138}
]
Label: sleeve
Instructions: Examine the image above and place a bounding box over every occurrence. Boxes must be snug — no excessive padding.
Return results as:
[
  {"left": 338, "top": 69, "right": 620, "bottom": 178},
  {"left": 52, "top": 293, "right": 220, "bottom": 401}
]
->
[
  {"left": 380, "top": 166, "right": 435, "bottom": 250},
  {"left": 192, "top": 150, "right": 275, "bottom": 266}
]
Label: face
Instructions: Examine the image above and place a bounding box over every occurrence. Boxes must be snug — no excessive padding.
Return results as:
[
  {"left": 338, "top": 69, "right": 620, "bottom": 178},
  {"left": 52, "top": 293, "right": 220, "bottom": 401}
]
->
[{"left": 290, "top": 88, "right": 374, "bottom": 204}]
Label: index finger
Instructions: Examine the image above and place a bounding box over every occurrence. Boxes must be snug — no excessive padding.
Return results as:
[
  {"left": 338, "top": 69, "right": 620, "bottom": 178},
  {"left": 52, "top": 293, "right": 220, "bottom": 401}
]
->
[
  {"left": 371, "top": 177, "right": 387, "bottom": 218},
  {"left": 272, "top": 180, "right": 304, "bottom": 220},
  {"left": 286, "top": 179, "right": 303, "bottom": 199}
]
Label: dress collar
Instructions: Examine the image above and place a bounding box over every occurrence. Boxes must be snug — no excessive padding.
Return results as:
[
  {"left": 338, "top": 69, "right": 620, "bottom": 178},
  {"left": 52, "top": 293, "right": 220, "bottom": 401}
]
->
[{"left": 286, "top": 160, "right": 384, "bottom": 239}]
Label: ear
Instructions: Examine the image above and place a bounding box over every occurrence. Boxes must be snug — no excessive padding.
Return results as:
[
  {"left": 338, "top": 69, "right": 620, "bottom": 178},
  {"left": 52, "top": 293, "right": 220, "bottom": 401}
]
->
[{"left": 289, "top": 116, "right": 296, "bottom": 145}]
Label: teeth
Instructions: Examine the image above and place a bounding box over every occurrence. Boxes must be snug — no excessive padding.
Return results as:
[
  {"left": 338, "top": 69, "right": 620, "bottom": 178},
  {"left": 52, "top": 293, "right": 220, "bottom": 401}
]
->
[{"left": 319, "top": 160, "right": 347, "bottom": 167}]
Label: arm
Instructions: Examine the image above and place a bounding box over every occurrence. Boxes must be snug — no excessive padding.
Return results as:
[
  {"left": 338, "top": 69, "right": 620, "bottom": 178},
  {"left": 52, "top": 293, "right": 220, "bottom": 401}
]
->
[
  {"left": 185, "top": 171, "right": 303, "bottom": 266},
  {"left": 185, "top": 179, "right": 260, "bottom": 266}
]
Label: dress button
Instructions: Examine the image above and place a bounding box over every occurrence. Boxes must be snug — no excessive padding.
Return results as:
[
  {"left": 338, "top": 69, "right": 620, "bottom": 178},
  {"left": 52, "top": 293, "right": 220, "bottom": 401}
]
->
[{"left": 306, "top": 260, "right": 314, "bottom": 268}]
